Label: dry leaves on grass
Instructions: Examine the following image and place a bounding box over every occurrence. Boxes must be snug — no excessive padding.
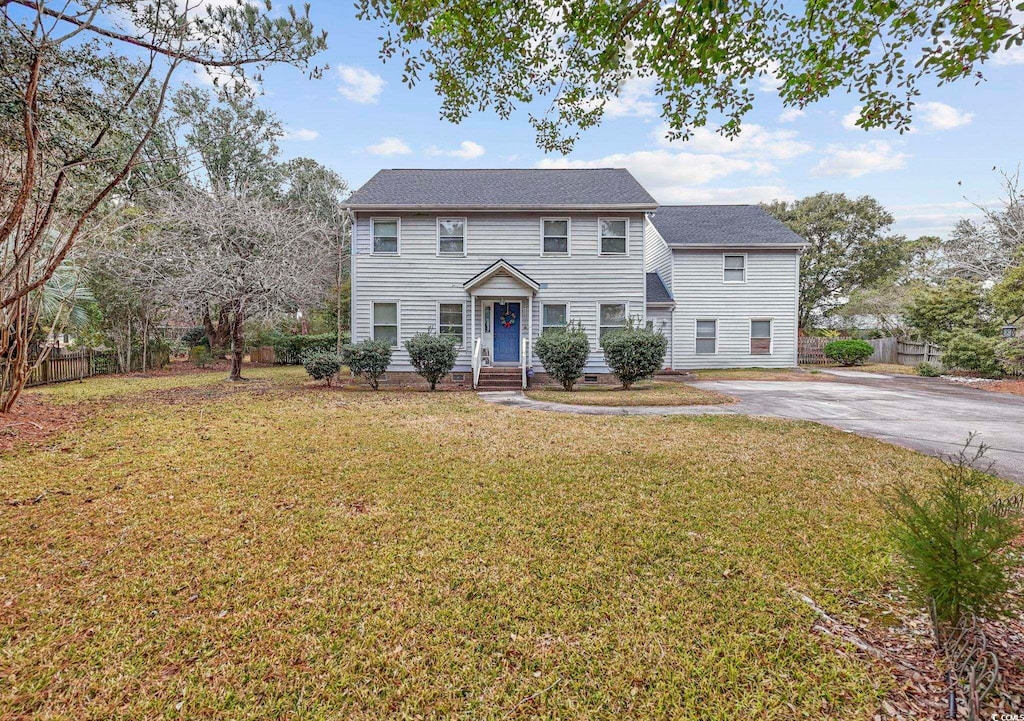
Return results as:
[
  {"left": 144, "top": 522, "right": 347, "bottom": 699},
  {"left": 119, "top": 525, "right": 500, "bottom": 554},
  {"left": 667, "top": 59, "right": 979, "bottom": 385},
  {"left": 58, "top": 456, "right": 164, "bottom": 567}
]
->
[{"left": 0, "top": 393, "right": 83, "bottom": 452}]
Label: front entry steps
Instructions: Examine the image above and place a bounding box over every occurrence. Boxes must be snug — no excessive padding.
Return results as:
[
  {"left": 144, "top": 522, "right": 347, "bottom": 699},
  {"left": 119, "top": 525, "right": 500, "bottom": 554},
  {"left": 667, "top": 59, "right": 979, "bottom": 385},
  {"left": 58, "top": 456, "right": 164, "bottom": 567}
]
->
[{"left": 476, "top": 367, "right": 523, "bottom": 391}]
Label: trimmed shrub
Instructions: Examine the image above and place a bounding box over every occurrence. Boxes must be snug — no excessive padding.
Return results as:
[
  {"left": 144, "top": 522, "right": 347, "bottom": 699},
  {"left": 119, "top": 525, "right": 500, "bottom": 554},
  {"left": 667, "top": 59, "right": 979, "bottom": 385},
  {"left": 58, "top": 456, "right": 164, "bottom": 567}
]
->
[
  {"left": 942, "top": 330, "right": 1001, "bottom": 376},
  {"left": 188, "top": 345, "right": 212, "bottom": 368},
  {"left": 883, "top": 440, "right": 1022, "bottom": 627},
  {"left": 599, "top": 320, "right": 668, "bottom": 390},
  {"left": 995, "top": 335, "right": 1024, "bottom": 376},
  {"left": 302, "top": 349, "right": 343, "bottom": 386},
  {"left": 343, "top": 339, "right": 392, "bottom": 390},
  {"left": 404, "top": 332, "right": 459, "bottom": 390},
  {"left": 534, "top": 321, "right": 590, "bottom": 391},
  {"left": 823, "top": 339, "right": 874, "bottom": 366},
  {"left": 916, "top": 362, "right": 941, "bottom": 377}
]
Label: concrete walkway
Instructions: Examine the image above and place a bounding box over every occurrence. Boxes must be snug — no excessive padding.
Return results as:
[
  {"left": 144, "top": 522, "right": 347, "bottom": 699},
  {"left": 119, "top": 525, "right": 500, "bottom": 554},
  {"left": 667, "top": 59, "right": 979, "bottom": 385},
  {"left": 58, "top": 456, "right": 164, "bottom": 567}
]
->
[{"left": 479, "top": 374, "right": 1024, "bottom": 483}]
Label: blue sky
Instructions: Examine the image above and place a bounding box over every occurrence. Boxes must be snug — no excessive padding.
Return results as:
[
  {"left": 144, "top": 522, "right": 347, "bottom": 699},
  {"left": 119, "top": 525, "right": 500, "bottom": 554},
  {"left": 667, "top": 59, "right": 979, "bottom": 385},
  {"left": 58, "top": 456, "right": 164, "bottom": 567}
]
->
[{"left": 242, "top": 3, "right": 1024, "bottom": 239}]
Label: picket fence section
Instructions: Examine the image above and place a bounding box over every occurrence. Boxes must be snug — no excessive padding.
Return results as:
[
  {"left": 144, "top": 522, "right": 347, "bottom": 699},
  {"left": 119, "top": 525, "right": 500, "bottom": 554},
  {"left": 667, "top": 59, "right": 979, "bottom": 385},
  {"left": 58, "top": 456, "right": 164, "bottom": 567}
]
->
[{"left": 21, "top": 348, "right": 171, "bottom": 388}]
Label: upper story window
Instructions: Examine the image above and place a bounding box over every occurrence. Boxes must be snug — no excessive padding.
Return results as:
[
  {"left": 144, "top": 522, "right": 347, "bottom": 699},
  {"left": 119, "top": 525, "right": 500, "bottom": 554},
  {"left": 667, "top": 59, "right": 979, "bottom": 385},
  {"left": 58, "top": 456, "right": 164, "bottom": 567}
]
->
[
  {"left": 600, "top": 219, "right": 628, "bottom": 255},
  {"left": 437, "top": 218, "right": 466, "bottom": 255},
  {"left": 542, "top": 218, "right": 570, "bottom": 255},
  {"left": 542, "top": 303, "right": 568, "bottom": 334},
  {"left": 724, "top": 254, "right": 746, "bottom": 282},
  {"left": 372, "top": 218, "right": 399, "bottom": 254},
  {"left": 599, "top": 303, "right": 627, "bottom": 339}
]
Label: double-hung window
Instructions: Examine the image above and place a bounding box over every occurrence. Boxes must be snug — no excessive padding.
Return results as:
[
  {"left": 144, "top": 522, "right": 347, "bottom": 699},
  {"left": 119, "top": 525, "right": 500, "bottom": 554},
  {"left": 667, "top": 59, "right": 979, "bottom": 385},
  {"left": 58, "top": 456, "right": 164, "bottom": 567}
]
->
[
  {"left": 599, "top": 303, "right": 627, "bottom": 339},
  {"left": 542, "top": 219, "right": 570, "bottom": 255},
  {"left": 724, "top": 254, "right": 746, "bottom": 282},
  {"left": 373, "top": 302, "right": 399, "bottom": 346},
  {"left": 437, "top": 218, "right": 466, "bottom": 255},
  {"left": 750, "top": 320, "right": 772, "bottom": 355},
  {"left": 372, "top": 219, "right": 399, "bottom": 254},
  {"left": 696, "top": 320, "right": 717, "bottom": 354},
  {"left": 542, "top": 304, "right": 568, "bottom": 334},
  {"left": 438, "top": 303, "right": 465, "bottom": 346},
  {"left": 599, "top": 219, "right": 628, "bottom": 255}
]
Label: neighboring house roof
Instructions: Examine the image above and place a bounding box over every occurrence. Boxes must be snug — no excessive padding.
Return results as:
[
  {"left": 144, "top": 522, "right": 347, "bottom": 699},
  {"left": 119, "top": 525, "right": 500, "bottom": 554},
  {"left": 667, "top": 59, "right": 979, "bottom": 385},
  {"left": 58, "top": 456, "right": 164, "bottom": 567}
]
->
[
  {"left": 646, "top": 272, "right": 673, "bottom": 305},
  {"left": 346, "top": 169, "right": 658, "bottom": 210},
  {"left": 650, "top": 205, "right": 807, "bottom": 248}
]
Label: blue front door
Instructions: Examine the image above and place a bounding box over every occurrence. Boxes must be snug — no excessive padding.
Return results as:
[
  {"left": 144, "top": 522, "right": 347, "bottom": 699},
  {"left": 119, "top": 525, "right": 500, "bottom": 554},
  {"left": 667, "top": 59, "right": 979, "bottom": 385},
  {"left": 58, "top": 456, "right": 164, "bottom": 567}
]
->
[{"left": 493, "top": 302, "right": 521, "bottom": 363}]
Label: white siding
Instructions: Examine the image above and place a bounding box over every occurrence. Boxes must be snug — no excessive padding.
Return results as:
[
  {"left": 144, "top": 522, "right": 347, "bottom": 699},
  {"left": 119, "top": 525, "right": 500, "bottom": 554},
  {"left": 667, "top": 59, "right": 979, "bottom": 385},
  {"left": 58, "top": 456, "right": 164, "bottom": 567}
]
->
[
  {"left": 352, "top": 211, "right": 647, "bottom": 372},
  {"left": 646, "top": 307, "right": 673, "bottom": 368},
  {"left": 671, "top": 249, "right": 800, "bottom": 369},
  {"left": 643, "top": 218, "right": 673, "bottom": 295}
]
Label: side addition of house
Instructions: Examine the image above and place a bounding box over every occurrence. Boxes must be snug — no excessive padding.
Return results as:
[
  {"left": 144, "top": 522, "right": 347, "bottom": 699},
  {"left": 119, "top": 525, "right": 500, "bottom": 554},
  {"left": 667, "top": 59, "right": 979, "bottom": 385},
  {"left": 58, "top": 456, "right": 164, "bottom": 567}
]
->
[{"left": 345, "top": 168, "right": 805, "bottom": 388}]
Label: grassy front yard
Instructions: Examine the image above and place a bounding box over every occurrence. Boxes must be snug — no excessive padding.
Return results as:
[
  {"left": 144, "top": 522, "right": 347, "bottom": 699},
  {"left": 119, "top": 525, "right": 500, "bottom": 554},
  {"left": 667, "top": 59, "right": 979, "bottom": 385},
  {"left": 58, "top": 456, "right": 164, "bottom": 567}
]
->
[
  {"left": 0, "top": 366, "right": 984, "bottom": 718},
  {"left": 525, "top": 381, "right": 733, "bottom": 406}
]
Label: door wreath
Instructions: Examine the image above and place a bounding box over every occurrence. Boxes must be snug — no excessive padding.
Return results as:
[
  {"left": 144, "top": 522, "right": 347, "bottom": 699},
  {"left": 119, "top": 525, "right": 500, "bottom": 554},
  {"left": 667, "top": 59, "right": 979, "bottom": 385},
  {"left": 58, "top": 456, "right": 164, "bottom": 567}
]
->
[{"left": 500, "top": 308, "right": 517, "bottom": 328}]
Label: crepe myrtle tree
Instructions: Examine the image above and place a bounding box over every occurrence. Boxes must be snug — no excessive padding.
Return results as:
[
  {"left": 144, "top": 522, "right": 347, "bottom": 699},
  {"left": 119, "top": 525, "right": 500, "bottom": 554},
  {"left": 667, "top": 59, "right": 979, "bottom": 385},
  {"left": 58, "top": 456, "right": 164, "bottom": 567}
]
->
[
  {"left": 142, "top": 188, "right": 335, "bottom": 381},
  {"left": 0, "top": 0, "right": 326, "bottom": 411},
  {"left": 357, "top": 0, "right": 1023, "bottom": 153}
]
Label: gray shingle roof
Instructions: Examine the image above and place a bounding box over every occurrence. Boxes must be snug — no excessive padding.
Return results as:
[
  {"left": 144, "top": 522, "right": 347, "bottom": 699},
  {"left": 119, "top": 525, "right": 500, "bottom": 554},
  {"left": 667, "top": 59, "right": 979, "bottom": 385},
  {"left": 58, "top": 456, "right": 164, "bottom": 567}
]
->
[
  {"left": 346, "top": 169, "right": 657, "bottom": 209},
  {"left": 650, "top": 205, "right": 806, "bottom": 248},
  {"left": 646, "top": 272, "right": 673, "bottom": 304}
]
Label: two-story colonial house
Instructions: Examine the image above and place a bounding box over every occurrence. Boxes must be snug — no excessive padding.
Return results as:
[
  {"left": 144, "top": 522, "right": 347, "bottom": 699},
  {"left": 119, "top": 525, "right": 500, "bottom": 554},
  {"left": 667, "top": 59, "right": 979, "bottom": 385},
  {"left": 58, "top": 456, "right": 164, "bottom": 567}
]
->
[{"left": 346, "top": 168, "right": 805, "bottom": 389}]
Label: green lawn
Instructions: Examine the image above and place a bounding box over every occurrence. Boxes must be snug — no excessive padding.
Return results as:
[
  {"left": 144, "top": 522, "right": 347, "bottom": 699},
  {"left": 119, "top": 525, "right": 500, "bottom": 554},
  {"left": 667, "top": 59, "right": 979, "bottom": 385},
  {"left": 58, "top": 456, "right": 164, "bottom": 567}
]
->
[
  {"left": 526, "top": 381, "right": 733, "bottom": 406},
  {"left": 1, "top": 366, "right": 969, "bottom": 719}
]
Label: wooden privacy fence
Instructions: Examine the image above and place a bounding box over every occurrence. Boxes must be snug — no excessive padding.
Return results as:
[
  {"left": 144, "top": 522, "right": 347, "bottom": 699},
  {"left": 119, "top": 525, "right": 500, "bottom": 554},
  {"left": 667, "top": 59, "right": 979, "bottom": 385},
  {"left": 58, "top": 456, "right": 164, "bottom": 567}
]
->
[
  {"left": 19, "top": 348, "right": 171, "bottom": 388},
  {"left": 798, "top": 336, "right": 938, "bottom": 367},
  {"left": 249, "top": 346, "right": 275, "bottom": 364}
]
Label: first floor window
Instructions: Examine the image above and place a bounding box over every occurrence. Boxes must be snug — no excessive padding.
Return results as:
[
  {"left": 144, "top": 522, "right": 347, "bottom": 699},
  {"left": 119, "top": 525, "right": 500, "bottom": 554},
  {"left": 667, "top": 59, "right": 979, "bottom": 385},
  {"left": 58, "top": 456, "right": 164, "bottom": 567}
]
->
[
  {"left": 751, "top": 320, "right": 772, "bottom": 354},
  {"left": 724, "top": 254, "right": 745, "bottom": 282},
  {"left": 373, "top": 302, "right": 398, "bottom": 346},
  {"left": 696, "top": 320, "right": 717, "bottom": 354},
  {"left": 438, "top": 218, "right": 466, "bottom": 255},
  {"left": 600, "top": 219, "right": 627, "bottom": 254},
  {"left": 599, "top": 303, "right": 627, "bottom": 339},
  {"left": 439, "top": 303, "right": 465, "bottom": 345},
  {"left": 542, "top": 219, "right": 569, "bottom": 254},
  {"left": 542, "top": 304, "right": 568, "bottom": 333},
  {"left": 372, "top": 219, "right": 399, "bottom": 254}
]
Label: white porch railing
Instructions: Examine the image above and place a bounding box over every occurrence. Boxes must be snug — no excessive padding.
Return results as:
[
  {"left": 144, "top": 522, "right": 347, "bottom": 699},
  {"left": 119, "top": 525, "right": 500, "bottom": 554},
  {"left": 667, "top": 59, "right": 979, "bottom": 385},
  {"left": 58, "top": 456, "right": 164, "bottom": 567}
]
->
[
  {"left": 472, "top": 337, "right": 483, "bottom": 389},
  {"left": 520, "top": 337, "right": 531, "bottom": 390}
]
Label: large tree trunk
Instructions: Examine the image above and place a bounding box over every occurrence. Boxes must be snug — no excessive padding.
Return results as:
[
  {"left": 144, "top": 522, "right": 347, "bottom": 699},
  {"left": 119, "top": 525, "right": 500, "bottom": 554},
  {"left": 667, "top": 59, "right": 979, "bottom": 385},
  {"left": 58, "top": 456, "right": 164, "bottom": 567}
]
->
[
  {"left": 227, "top": 305, "right": 245, "bottom": 381},
  {"left": 202, "top": 306, "right": 232, "bottom": 352}
]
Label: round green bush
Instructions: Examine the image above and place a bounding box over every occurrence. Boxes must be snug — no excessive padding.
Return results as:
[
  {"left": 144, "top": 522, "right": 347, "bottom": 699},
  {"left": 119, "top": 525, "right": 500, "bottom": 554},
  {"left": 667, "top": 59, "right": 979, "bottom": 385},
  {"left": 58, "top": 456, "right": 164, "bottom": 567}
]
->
[
  {"left": 302, "top": 349, "right": 343, "bottom": 386},
  {"left": 599, "top": 321, "right": 668, "bottom": 390},
  {"left": 404, "top": 332, "right": 459, "bottom": 390},
  {"left": 994, "top": 335, "right": 1024, "bottom": 376},
  {"left": 534, "top": 322, "right": 590, "bottom": 391},
  {"left": 823, "top": 339, "right": 874, "bottom": 366},
  {"left": 942, "top": 330, "right": 1001, "bottom": 377},
  {"left": 916, "top": 361, "right": 941, "bottom": 377},
  {"left": 342, "top": 339, "right": 392, "bottom": 390},
  {"left": 188, "top": 345, "right": 212, "bottom": 368}
]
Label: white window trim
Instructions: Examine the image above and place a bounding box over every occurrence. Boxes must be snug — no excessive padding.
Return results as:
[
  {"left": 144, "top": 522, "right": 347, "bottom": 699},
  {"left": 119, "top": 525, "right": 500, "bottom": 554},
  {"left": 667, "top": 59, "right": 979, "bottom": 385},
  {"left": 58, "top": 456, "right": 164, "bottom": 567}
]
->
[
  {"left": 598, "top": 217, "right": 629, "bottom": 256},
  {"left": 436, "top": 301, "right": 467, "bottom": 348},
  {"left": 723, "top": 253, "right": 747, "bottom": 284},
  {"left": 436, "top": 216, "right": 468, "bottom": 257},
  {"left": 371, "top": 217, "right": 401, "bottom": 256},
  {"left": 540, "top": 301, "right": 571, "bottom": 334},
  {"left": 540, "top": 217, "right": 571, "bottom": 257},
  {"left": 695, "top": 318, "right": 718, "bottom": 355},
  {"left": 597, "top": 301, "right": 630, "bottom": 344},
  {"left": 372, "top": 300, "right": 401, "bottom": 348},
  {"left": 750, "top": 317, "right": 774, "bottom": 355}
]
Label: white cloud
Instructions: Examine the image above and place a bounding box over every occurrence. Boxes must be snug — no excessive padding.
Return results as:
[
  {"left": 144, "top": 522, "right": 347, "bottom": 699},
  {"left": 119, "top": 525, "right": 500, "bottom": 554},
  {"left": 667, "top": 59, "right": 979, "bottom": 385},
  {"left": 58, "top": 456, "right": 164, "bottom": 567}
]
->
[
  {"left": 537, "top": 150, "right": 785, "bottom": 203},
  {"left": 810, "top": 141, "right": 907, "bottom": 178},
  {"left": 656, "top": 123, "right": 812, "bottom": 160},
  {"left": 842, "top": 106, "right": 865, "bottom": 131},
  {"left": 365, "top": 137, "right": 411, "bottom": 156},
  {"left": 917, "top": 101, "right": 974, "bottom": 130},
  {"left": 992, "top": 45, "right": 1024, "bottom": 65},
  {"left": 425, "top": 140, "right": 486, "bottom": 159},
  {"left": 603, "top": 76, "right": 659, "bottom": 118},
  {"left": 337, "top": 65, "right": 386, "bottom": 104},
  {"left": 193, "top": 65, "right": 258, "bottom": 93},
  {"left": 778, "top": 108, "right": 805, "bottom": 123},
  {"left": 282, "top": 128, "right": 319, "bottom": 142}
]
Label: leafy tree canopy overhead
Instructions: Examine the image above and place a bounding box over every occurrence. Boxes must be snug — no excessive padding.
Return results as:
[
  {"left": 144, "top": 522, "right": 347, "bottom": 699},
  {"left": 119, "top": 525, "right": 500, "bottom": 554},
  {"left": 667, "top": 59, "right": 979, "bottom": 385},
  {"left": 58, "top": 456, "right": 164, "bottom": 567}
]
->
[{"left": 357, "top": 0, "right": 1024, "bottom": 152}]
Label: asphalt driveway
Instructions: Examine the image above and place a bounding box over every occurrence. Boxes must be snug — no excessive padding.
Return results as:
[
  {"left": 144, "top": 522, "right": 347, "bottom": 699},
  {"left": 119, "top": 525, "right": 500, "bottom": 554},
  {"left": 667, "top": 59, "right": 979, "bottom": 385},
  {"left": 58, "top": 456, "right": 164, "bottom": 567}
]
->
[{"left": 691, "top": 374, "right": 1024, "bottom": 483}]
